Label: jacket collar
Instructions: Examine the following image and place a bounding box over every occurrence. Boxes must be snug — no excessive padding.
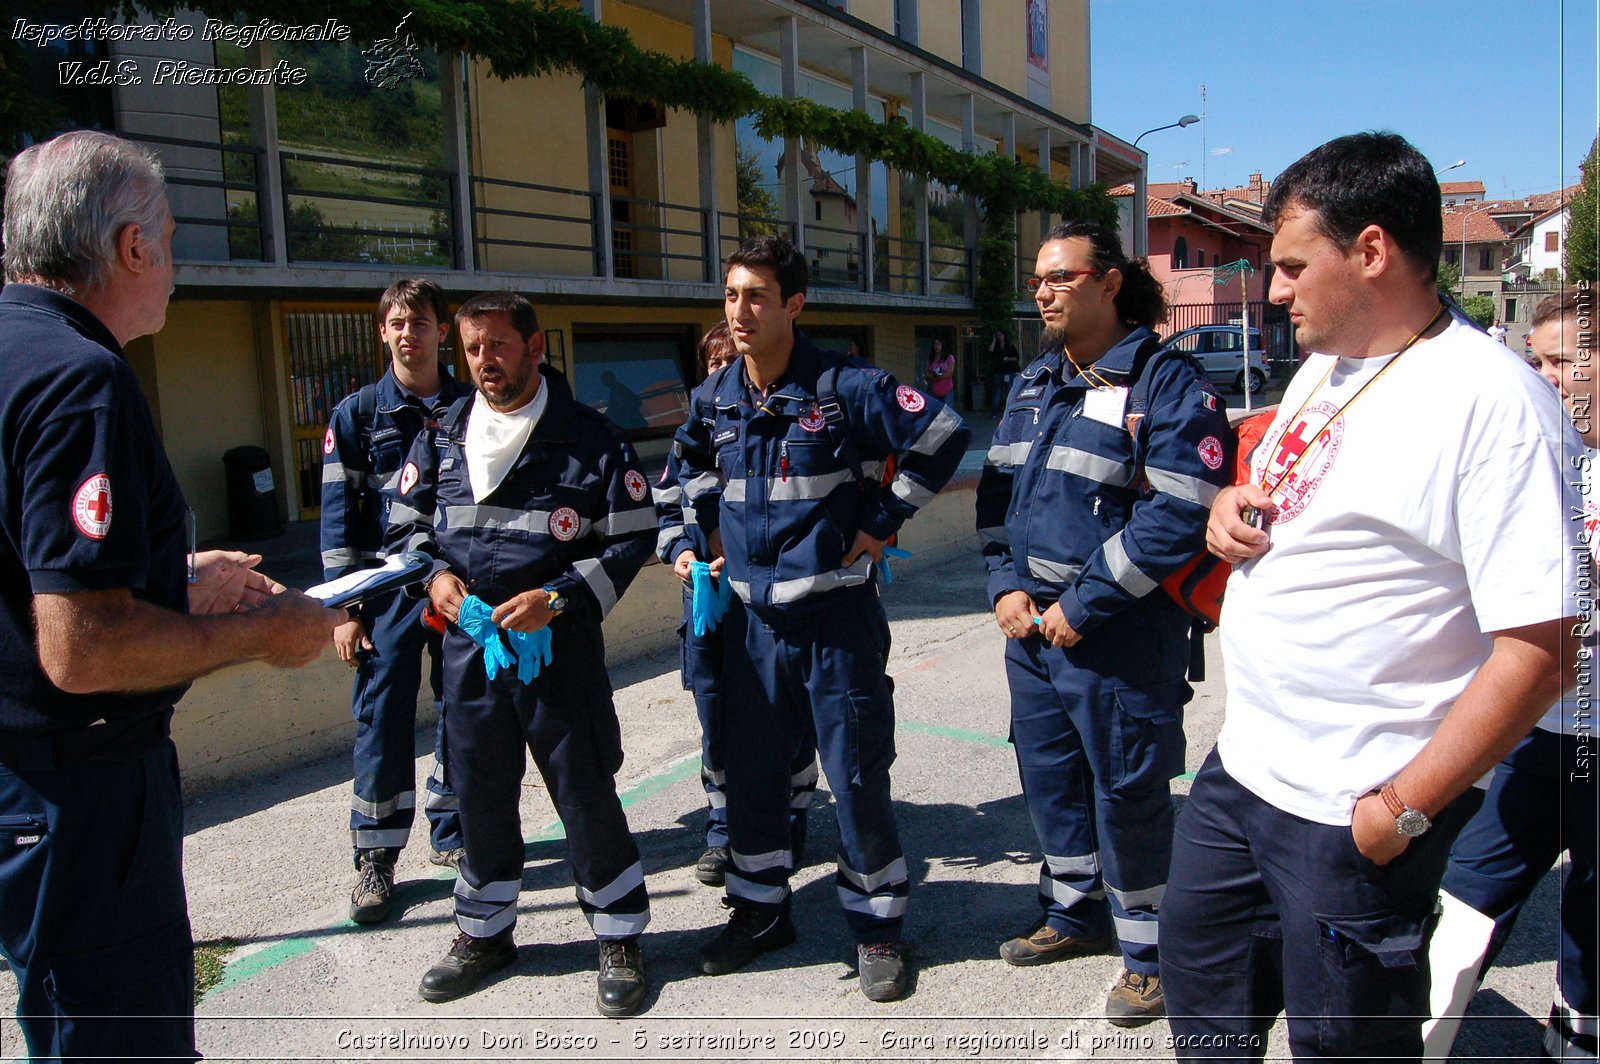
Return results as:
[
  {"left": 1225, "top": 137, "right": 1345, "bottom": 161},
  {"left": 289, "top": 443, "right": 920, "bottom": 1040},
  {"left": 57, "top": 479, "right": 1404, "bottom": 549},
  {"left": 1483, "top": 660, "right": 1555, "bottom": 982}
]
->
[
  {"left": 443, "top": 364, "right": 579, "bottom": 443},
  {"left": 1, "top": 283, "right": 124, "bottom": 359},
  {"left": 1019, "top": 326, "right": 1161, "bottom": 388},
  {"left": 375, "top": 365, "right": 472, "bottom": 413},
  {"left": 714, "top": 328, "right": 827, "bottom": 414}
]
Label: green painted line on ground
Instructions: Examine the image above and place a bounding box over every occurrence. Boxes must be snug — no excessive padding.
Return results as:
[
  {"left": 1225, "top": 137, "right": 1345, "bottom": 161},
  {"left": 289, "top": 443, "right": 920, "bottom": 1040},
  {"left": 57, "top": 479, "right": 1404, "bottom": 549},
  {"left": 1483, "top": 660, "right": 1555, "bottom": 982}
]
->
[
  {"left": 210, "top": 938, "right": 317, "bottom": 995},
  {"left": 204, "top": 725, "right": 1014, "bottom": 999},
  {"left": 896, "top": 719, "right": 1010, "bottom": 748},
  {"left": 202, "top": 752, "right": 702, "bottom": 1001}
]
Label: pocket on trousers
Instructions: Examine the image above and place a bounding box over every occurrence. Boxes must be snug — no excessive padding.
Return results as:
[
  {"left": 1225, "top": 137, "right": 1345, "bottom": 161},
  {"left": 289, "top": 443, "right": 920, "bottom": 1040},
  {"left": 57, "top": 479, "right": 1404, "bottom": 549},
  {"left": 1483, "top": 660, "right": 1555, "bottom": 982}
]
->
[
  {"left": 45, "top": 917, "right": 193, "bottom": 1014},
  {"left": 844, "top": 685, "right": 896, "bottom": 788},
  {"left": 1316, "top": 906, "right": 1434, "bottom": 972},
  {"left": 1110, "top": 679, "right": 1188, "bottom": 788}
]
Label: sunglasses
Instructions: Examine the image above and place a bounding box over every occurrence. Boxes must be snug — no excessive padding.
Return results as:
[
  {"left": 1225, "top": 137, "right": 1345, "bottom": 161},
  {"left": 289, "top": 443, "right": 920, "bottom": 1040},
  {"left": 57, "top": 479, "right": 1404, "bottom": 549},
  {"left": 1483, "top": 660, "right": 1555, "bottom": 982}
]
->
[{"left": 1023, "top": 269, "right": 1101, "bottom": 293}]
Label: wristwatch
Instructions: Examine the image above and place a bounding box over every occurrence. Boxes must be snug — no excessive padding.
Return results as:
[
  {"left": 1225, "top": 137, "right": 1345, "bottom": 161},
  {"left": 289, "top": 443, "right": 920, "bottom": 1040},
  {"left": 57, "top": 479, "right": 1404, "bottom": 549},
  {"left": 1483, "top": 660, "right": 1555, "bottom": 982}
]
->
[
  {"left": 1378, "top": 783, "right": 1432, "bottom": 837},
  {"left": 542, "top": 585, "right": 569, "bottom": 615}
]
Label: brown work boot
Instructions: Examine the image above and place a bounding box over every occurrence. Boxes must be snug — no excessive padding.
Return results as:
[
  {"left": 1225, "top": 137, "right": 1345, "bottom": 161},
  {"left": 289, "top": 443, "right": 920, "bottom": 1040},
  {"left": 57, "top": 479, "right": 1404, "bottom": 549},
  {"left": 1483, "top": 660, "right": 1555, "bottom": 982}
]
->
[
  {"left": 998, "top": 924, "right": 1111, "bottom": 966},
  {"left": 1105, "top": 968, "right": 1165, "bottom": 1027},
  {"left": 349, "top": 848, "right": 397, "bottom": 924}
]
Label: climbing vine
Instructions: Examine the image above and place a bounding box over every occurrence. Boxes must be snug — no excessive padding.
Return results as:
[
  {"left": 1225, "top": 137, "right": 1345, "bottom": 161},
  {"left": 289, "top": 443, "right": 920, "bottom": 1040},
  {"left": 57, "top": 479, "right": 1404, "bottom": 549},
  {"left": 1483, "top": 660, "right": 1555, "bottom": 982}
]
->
[{"left": 7, "top": 0, "right": 1116, "bottom": 323}]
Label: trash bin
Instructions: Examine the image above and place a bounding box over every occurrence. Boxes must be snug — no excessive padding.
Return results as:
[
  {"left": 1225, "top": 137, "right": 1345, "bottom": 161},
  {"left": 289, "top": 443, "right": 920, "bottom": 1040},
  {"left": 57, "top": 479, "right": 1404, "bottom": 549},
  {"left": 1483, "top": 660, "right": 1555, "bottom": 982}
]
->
[{"left": 222, "top": 446, "right": 282, "bottom": 540}]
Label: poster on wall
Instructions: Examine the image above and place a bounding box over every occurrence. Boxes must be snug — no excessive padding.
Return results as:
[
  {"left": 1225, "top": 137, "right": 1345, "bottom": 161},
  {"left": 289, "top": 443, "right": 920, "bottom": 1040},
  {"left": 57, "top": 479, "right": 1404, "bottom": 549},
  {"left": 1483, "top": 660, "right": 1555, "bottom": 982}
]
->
[{"left": 1026, "top": 0, "right": 1049, "bottom": 71}]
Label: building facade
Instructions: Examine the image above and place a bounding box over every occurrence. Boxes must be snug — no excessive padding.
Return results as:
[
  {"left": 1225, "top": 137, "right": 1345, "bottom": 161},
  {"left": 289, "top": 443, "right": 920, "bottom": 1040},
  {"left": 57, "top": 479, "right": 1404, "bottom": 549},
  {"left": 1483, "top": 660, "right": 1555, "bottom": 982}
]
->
[{"left": 10, "top": 0, "right": 1142, "bottom": 537}]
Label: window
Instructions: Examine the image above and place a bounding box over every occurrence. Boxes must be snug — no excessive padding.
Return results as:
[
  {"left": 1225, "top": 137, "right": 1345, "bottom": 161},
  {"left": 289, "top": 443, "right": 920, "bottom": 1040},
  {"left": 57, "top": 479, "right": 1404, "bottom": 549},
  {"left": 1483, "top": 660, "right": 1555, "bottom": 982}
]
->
[
  {"left": 571, "top": 327, "right": 695, "bottom": 437},
  {"left": 1444, "top": 248, "right": 1460, "bottom": 266},
  {"left": 1546, "top": 231, "right": 1561, "bottom": 253},
  {"left": 815, "top": 200, "right": 823, "bottom": 223},
  {"left": 1212, "top": 253, "right": 1220, "bottom": 268},
  {"left": 1194, "top": 247, "right": 1204, "bottom": 268},
  {"left": 1505, "top": 298, "right": 1517, "bottom": 321},
  {"left": 1173, "top": 237, "right": 1189, "bottom": 270},
  {"left": 1479, "top": 247, "right": 1493, "bottom": 272}
]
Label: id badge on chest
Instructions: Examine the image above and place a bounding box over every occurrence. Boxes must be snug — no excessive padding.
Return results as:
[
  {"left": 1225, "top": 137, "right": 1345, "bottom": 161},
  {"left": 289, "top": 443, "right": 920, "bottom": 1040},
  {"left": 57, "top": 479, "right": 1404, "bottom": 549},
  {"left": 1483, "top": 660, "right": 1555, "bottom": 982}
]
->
[{"left": 1081, "top": 385, "right": 1129, "bottom": 426}]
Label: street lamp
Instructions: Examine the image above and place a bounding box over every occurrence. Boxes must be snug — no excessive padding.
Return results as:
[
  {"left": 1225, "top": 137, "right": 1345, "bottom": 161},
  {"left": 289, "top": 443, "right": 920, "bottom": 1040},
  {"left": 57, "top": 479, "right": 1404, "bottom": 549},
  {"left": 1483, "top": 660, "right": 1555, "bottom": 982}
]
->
[
  {"left": 1134, "top": 115, "right": 1200, "bottom": 147},
  {"left": 1436, "top": 159, "right": 1466, "bottom": 177}
]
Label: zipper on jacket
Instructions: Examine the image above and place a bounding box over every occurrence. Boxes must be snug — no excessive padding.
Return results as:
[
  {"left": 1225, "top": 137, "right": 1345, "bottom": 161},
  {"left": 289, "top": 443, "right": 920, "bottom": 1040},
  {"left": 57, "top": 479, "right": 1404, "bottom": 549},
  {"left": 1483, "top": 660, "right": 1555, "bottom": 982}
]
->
[{"left": 780, "top": 440, "right": 789, "bottom": 482}]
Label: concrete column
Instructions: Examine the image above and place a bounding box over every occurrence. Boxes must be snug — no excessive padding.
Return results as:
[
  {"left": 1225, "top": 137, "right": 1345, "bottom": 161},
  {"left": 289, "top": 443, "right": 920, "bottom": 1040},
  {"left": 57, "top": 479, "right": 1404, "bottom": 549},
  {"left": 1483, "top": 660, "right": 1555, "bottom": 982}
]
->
[
  {"left": 910, "top": 71, "right": 929, "bottom": 296},
  {"left": 961, "top": 93, "right": 977, "bottom": 282},
  {"left": 780, "top": 16, "right": 805, "bottom": 250},
  {"left": 852, "top": 45, "right": 873, "bottom": 292},
  {"left": 582, "top": 0, "right": 613, "bottom": 278},
  {"left": 245, "top": 42, "right": 288, "bottom": 268},
  {"left": 1037, "top": 126, "right": 1054, "bottom": 237},
  {"left": 440, "top": 52, "right": 474, "bottom": 272},
  {"left": 693, "top": 0, "right": 720, "bottom": 281},
  {"left": 1002, "top": 112, "right": 1018, "bottom": 288}
]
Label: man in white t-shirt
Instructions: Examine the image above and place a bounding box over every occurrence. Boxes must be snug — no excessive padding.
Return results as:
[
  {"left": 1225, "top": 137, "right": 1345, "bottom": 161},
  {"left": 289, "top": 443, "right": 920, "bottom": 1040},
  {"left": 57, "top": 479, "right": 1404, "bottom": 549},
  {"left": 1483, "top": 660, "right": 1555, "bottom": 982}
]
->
[
  {"left": 1158, "top": 132, "right": 1582, "bottom": 1061},
  {"left": 1431, "top": 287, "right": 1597, "bottom": 1061}
]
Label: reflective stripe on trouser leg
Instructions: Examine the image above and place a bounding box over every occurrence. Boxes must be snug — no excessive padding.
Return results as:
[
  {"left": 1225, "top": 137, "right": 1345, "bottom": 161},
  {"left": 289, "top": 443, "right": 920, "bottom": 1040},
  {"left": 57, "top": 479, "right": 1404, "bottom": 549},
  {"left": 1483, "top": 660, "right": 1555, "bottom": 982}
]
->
[
  {"left": 521, "top": 618, "right": 650, "bottom": 940},
  {"left": 805, "top": 592, "right": 907, "bottom": 943},
  {"left": 682, "top": 596, "right": 729, "bottom": 849},
  {"left": 720, "top": 598, "right": 802, "bottom": 913},
  {"left": 1004, "top": 625, "right": 1187, "bottom": 972},
  {"left": 1004, "top": 636, "right": 1110, "bottom": 941},
  {"left": 349, "top": 590, "right": 436, "bottom": 856}
]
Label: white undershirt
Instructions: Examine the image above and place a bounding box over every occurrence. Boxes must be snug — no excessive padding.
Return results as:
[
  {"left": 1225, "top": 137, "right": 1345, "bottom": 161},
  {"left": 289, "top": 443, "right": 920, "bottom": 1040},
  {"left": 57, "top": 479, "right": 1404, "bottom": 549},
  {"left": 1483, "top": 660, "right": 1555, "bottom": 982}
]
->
[{"left": 464, "top": 384, "right": 547, "bottom": 502}]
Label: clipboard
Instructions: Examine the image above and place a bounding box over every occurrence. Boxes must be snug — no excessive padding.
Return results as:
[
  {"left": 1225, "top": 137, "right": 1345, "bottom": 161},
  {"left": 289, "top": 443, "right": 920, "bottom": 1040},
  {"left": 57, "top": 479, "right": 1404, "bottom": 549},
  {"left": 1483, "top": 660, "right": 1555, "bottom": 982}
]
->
[{"left": 305, "top": 552, "right": 434, "bottom": 610}]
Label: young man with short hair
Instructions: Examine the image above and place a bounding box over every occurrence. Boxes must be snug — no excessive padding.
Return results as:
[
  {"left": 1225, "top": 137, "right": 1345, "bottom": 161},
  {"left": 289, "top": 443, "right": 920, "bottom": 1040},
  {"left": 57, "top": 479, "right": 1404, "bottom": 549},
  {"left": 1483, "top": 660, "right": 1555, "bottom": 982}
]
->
[{"left": 322, "top": 279, "right": 470, "bottom": 923}]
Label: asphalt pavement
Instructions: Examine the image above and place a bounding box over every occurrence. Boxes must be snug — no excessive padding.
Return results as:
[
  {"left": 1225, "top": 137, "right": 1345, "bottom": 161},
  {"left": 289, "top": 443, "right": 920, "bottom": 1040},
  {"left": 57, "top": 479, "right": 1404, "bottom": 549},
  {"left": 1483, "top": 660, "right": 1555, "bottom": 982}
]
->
[{"left": 1, "top": 495, "right": 1566, "bottom": 1064}]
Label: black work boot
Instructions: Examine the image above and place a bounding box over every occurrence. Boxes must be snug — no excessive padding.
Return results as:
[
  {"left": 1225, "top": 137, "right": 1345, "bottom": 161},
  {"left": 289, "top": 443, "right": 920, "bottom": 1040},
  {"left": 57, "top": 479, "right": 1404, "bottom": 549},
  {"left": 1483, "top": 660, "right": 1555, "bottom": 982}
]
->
[
  {"left": 596, "top": 938, "right": 647, "bottom": 1017},
  {"left": 858, "top": 942, "right": 909, "bottom": 1002},
  {"left": 695, "top": 846, "right": 729, "bottom": 886},
  {"left": 349, "top": 848, "right": 397, "bottom": 924},
  {"left": 695, "top": 900, "right": 796, "bottom": 975},
  {"left": 418, "top": 929, "right": 516, "bottom": 1003}
]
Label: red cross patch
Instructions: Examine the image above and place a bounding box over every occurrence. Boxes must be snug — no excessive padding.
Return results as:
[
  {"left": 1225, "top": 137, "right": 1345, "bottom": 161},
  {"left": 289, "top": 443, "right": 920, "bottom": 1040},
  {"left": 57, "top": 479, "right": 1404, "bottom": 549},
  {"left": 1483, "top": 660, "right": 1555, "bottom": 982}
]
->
[
  {"left": 72, "top": 473, "right": 113, "bottom": 539},
  {"left": 549, "top": 506, "right": 581, "bottom": 542},
  {"left": 399, "top": 461, "right": 419, "bottom": 496},
  {"left": 624, "top": 469, "right": 648, "bottom": 501},
  {"left": 323, "top": 427, "right": 336, "bottom": 455},
  {"left": 1197, "top": 435, "right": 1225, "bottom": 471},
  {"left": 896, "top": 385, "right": 926, "bottom": 413},
  {"left": 798, "top": 403, "right": 827, "bottom": 433}
]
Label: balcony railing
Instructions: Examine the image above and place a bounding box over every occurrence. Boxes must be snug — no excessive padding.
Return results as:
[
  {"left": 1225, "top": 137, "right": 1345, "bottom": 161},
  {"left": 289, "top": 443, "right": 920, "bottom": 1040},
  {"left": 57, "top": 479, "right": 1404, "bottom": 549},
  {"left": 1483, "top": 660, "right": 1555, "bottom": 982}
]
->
[
  {"left": 279, "top": 149, "right": 455, "bottom": 267},
  {"left": 120, "top": 131, "right": 267, "bottom": 263},
  {"left": 471, "top": 175, "right": 601, "bottom": 276},
  {"left": 146, "top": 132, "right": 983, "bottom": 303}
]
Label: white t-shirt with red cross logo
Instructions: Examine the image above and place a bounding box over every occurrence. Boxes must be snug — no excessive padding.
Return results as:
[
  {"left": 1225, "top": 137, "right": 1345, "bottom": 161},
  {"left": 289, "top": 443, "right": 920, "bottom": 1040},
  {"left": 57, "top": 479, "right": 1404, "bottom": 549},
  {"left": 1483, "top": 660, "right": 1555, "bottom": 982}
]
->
[{"left": 1217, "top": 320, "right": 1586, "bottom": 825}]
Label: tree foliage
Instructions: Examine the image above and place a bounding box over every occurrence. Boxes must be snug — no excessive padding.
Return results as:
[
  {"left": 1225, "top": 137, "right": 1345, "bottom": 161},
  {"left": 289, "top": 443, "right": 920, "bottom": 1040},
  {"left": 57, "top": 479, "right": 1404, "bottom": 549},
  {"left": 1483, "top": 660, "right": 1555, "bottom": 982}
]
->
[
  {"left": 1458, "top": 293, "right": 1496, "bottom": 328},
  {"left": 1435, "top": 259, "right": 1461, "bottom": 297},
  {"left": 1566, "top": 134, "right": 1598, "bottom": 283}
]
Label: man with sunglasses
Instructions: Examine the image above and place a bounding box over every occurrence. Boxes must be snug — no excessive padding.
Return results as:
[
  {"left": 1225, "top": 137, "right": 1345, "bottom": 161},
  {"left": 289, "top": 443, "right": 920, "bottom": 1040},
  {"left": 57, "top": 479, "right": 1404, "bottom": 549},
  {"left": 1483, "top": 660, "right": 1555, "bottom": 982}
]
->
[{"left": 977, "top": 220, "right": 1231, "bottom": 1026}]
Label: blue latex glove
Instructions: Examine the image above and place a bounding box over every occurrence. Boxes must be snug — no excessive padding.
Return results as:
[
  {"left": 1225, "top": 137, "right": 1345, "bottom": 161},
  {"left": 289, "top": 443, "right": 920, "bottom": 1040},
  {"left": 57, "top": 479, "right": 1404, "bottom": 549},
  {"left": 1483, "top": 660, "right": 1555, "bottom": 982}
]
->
[
  {"left": 689, "top": 560, "right": 733, "bottom": 636},
  {"left": 457, "top": 594, "right": 515, "bottom": 680},
  {"left": 879, "top": 546, "right": 913, "bottom": 585},
  {"left": 506, "top": 626, "right": 554, "bottom": 683}
]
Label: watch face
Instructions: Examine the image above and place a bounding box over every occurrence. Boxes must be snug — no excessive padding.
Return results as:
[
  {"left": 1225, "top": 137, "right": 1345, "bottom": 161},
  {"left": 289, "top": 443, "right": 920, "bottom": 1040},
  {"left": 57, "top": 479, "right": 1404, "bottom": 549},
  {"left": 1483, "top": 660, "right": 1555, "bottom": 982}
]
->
[{"left": 1396, "top": 809, "right": 1430, "bottom": 837}]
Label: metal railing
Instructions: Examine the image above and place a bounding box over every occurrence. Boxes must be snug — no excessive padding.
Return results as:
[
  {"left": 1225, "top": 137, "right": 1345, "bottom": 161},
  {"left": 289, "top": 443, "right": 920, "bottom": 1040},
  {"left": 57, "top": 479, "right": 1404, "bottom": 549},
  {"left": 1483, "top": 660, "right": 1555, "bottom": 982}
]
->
[
  {"left": 279, "top": 149, "right": 455, "bottom": 267},
  {"left": 718, "top": 211, "right": 797, "bottom": 263},
  {"left": 928, "top": 239, "right": 972, "bottom": 297},
  {"left": 471, "top": 175, "right": 601, "bottom": 276},
  {"left": 611, "top": 194, "right": 712, "bottom": 283},
  {"left": 874, "top": 233, "right": 923, "bottom": 295},
  {"left": 804, "top": 221, "right": 867, "bottom": 291},
  {"left": 1164, "top": 301, "right": 1299, "bottom": 372},
  {"left": 119, "top": 131, "right": 267, "bottom": 263}
]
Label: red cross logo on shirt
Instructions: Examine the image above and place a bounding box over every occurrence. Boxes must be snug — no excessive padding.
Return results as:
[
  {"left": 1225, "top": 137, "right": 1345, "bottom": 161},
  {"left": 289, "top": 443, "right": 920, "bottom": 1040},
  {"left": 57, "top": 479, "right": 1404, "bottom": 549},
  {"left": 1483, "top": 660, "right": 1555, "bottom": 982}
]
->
[
  {"left": 72, "top": 473, "right": 113, "bottom": 539},
  {"left": 1272, "top": 420, "right": 1317, "bottom": 473},
  {"left": 549, "top": 506, "right": 581, "bottom": 542}
]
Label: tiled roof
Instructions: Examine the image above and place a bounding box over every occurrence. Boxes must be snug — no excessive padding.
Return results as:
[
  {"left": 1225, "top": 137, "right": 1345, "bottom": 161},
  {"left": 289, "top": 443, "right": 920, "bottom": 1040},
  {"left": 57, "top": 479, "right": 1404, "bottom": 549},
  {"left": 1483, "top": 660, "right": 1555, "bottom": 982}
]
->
[
  {"left": 1440, "top": 180, "right": 1487, "bottom": 196},
  {"left": 1147, "top": 197, "right": 1186, "bottom": 218},
  {"left": 1442, "top": 207, "right": 1513, "bottom": 244}
]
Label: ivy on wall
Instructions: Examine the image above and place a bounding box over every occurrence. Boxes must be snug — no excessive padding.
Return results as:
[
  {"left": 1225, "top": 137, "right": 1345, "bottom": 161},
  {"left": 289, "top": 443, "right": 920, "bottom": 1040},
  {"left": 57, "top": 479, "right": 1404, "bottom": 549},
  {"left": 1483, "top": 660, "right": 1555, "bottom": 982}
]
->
[{"left": 9, "top": 0, "right": 1116, "bottom": 335}]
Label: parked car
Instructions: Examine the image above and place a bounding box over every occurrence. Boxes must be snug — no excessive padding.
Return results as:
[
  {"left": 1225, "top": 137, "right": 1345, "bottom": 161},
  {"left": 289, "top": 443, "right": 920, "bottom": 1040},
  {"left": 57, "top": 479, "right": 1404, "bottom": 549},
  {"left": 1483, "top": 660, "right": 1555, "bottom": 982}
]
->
[{"left": 1161, "top": 324, "right": 1271, "bottom": 394}]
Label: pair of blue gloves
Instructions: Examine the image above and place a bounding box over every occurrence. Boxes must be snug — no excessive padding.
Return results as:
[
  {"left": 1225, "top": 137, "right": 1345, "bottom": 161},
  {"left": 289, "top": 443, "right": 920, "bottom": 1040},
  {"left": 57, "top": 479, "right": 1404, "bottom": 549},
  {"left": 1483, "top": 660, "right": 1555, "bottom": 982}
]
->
[
  {"left": 456, "top": 594, "right": 554, "bottom": 683},
  {"left": 689, "top": 561, "right": 733, "bottom": 636}
]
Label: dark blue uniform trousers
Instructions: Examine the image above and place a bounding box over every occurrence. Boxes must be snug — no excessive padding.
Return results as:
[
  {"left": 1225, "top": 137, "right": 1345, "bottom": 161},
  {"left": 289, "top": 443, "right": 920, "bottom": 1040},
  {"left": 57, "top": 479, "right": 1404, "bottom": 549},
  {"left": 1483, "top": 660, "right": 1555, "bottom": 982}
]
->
[
  {"left": 1161, "top": 751, "right": 1478, "bottom": 1062},
  {"left": 722, "top": 589, "right": 907, "bottom": 943},
  {"left": 680, "top": 588, "right": 817, "bottom": 856},
  {"left": 1003, "top": 608, "right": 1190, "bottom": 975},
  {"left": 349, "top": 590, "right": 460, "bottom": 858},
  {"left": 442, "top": 621, "right": 649, "bottom": 941},
  {"left": 0, "top": 735, "right": 196, "bottom": 1061},
  {"left": 1441, "top": 728, "right": 1597, "bottom": 1059}
]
